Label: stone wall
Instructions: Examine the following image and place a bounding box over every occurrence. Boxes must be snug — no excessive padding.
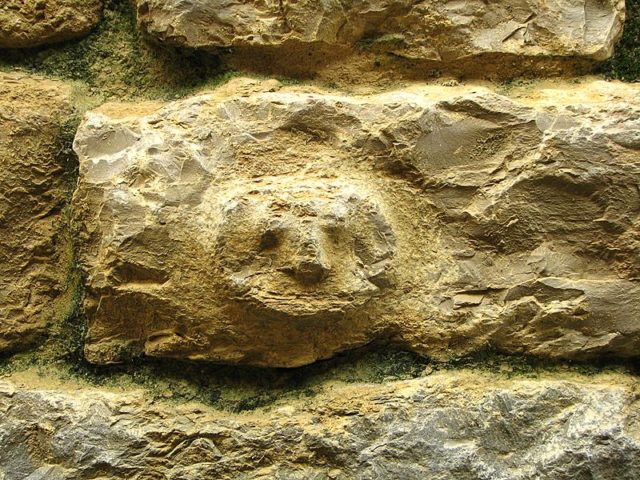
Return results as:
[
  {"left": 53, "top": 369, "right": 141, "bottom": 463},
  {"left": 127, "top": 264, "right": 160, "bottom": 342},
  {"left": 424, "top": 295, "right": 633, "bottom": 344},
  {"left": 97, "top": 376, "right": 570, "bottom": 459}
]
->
[{"left": 0, "top": 0, "right": 639, "bottom": 478}]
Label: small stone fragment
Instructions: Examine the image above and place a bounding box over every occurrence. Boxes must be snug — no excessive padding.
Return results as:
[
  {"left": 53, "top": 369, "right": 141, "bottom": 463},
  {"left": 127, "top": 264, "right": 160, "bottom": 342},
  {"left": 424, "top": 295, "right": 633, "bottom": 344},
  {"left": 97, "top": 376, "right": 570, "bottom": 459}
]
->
[{"left": 453, "top": 293, "right": 484, "bottom": 309}]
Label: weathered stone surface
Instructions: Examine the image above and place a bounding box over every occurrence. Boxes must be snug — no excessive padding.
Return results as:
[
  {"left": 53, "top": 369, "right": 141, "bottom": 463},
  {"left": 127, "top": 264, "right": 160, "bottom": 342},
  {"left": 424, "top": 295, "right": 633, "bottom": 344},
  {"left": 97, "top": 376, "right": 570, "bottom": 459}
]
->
[
  {"left": 0, "top": 0, "right": 102, "bottom": 49},
  {"left": 1, "top": 370, "right": 639, "bottom": 479},
  {"left": 73, "top": 79, "right": 640, "bottom": 367},
  {"left": 135, "top": 0, "right": 625, "bottom": 75},
  {"left": 0, "top": 73, "right": 76, "bottom": 352}
]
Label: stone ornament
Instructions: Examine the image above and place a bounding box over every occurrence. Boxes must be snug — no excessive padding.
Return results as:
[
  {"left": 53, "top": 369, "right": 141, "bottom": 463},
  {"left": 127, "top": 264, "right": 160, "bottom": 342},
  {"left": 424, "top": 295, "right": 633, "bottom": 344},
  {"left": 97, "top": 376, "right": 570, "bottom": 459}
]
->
[{"left": 73, "top": 79, "right": 640, "bottom": 367}]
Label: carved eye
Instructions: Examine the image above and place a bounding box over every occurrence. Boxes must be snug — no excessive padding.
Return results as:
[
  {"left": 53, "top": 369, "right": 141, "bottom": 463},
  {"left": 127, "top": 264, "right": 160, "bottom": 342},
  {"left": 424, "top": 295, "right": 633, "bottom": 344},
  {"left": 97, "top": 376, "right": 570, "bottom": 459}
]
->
[
  {"left": 259, "top": 229, "right": 279, "bottom": 250},
  {"left": 322, "top": 215, "right": 347, "bottom": 235}
]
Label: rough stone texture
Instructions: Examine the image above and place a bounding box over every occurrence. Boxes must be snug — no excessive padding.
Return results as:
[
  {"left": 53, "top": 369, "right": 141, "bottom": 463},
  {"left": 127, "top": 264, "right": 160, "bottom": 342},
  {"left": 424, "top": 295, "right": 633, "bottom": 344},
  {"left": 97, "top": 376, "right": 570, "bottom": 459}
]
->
[
  {"left": 135, "top": 0, "right": 625, "bottom": 75},
  {"left": 0, "top": 73, "right": 76, "bottom": 352},
  {"left": 72, "top": 79, "right": 640, "bottom": 367},
  {"left": 0, "top": 0, "right": 102, "bottom": 49},
  {"left": 0, "top": 370, "right": 639, "bottom": 479}
]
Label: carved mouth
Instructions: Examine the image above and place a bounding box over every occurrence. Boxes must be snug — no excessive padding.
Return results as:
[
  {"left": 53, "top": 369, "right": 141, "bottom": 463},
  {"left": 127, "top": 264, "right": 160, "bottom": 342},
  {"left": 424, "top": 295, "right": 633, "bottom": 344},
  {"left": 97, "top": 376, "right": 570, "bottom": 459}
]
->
[{"left": 230, "top": 273, "right": 379, "bottom": 319}]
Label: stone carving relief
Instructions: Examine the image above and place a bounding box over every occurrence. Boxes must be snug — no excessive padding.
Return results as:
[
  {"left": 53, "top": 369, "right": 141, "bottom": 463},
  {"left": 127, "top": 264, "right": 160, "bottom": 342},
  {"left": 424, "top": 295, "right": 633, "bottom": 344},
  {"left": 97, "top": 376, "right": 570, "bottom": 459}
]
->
[
  {"left": 73, "top": 80, "right": 640, "bottom": 367},
  {"left": 217, "top": 181, "right": 396, "bottom": 321}
]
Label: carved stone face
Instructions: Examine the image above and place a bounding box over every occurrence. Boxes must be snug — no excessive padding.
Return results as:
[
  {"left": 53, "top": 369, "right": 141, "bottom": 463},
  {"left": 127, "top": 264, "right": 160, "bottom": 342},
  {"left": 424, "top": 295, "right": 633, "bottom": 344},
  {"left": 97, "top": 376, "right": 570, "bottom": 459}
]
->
[
  {"left": 74, "top": 83, "right": 640, "bottom": 368},
  {"left": 216, "top": 182, "right": 396, "bottom": 320}
]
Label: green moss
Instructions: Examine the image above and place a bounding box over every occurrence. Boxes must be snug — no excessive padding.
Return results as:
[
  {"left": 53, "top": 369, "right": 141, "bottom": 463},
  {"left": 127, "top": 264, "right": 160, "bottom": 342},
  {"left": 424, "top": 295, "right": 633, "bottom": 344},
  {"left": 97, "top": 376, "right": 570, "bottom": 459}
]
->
[
  {"left": 0, "top": 0, "right": 308, "bottom": 99},
  {"left": 3, "top": 331, "right": 637, "bottom": 413},
  {"left": 34, "top": 345, "right": 430, "bottom": 412},
  {"left": 57, "top": 116, "right": 82, "bottom": 185},
  {"left": 432, "top": 347, "right": 634, "bottom": 380},
  {"left": 0, "top": 0, "right": 224, "bottom": 100},
  {"left": 601, "top": 0, "right": 640, "bottom": 81},
  {"left": 357, "top": 33, "right": 407, "bottom": 51}
]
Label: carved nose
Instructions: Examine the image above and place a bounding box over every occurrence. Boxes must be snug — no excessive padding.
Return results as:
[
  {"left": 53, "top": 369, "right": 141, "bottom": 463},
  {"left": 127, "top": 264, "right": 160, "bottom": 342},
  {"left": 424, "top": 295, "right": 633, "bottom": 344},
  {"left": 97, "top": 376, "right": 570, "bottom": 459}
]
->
[{"left": 292, "top": 237, "right": 331, "bottom": 285}]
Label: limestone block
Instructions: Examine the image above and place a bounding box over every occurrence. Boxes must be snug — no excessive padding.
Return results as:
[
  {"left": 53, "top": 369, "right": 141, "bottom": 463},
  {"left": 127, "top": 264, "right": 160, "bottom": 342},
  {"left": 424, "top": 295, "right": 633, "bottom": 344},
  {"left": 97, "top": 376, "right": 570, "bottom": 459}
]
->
[
  {"left": 0, "top": 371, "right": 639, "bottom": 478},
  {"left": 72, "top": 79, "right": 640, "bottom": 367},
  {"left": 135, "top": 0, "right": 625, "bottom": 74},
  {"left": 0, "top": 73, "right": 76, "bottom": 352},
  {"left": 0, "top": 0, "right": 102, "bottom": 49}
]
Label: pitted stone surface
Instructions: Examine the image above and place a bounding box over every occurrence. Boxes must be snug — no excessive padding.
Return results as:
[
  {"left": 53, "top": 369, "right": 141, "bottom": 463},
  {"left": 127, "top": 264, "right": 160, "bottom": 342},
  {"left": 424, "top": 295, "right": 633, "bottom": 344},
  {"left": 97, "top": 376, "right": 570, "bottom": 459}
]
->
[
  {"left": 0, "top": 73, "right": 76, "bottom": 352},
  {"left": 73, "top": 79, "right": 640, "bottom": 367},
  {"left": 0, "top": 0, "right": 102, "bottom": 49},
  {"left": 135, "top": 0, "right": 625, "bottom": 75},
  {"left": 0, "top": 371, "right": 639, "bottom": 479}
]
